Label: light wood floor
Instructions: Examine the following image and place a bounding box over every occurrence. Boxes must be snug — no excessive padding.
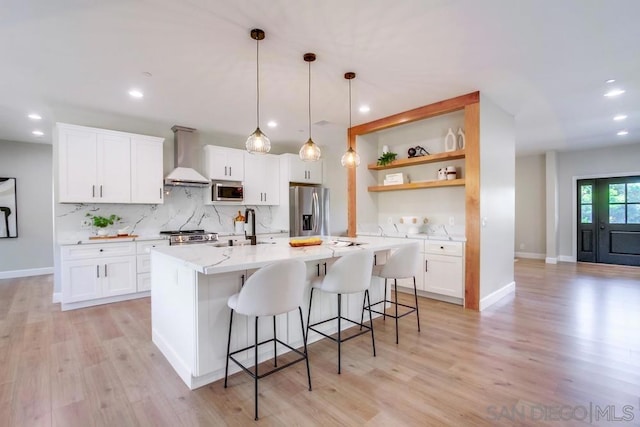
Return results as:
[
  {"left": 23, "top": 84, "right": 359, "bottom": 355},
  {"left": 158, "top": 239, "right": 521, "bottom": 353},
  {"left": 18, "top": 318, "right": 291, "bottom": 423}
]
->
[{"left": 1, "top": 259, "right": 639, "bottom": 426}]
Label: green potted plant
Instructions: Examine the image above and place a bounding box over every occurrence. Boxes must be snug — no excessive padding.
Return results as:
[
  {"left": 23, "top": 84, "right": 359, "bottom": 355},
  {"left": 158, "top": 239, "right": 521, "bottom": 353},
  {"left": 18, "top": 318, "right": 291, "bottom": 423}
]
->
[
  {"left": 86, "top": 213, "right": 121, "bottom": 236},
  {"left": 377, "top": 151, "right": 397, "bottom": 166}
]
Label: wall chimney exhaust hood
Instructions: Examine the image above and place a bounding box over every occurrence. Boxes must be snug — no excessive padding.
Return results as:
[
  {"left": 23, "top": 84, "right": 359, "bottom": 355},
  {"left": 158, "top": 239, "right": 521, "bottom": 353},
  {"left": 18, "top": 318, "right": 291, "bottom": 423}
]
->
[{"left": 164, "top": 125, "right": 210, "bottom": 187}]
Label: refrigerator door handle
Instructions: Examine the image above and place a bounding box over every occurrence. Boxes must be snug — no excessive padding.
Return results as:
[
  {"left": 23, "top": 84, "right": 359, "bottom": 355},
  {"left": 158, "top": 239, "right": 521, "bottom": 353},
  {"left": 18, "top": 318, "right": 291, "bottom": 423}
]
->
[{"left": 312, "top": 191, "right": 319, "bottom": 232}]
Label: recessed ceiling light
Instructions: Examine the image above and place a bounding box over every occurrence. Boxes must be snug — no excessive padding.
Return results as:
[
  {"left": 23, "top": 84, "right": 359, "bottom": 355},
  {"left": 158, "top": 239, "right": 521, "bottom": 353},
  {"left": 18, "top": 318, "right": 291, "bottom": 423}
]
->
[
  {"left": 128, "top": 89, "right": 144, "bottom": 98},
  {"left": 267, "top": 121, "right": 277, "bottom": 128},
  {"left": 32, "top": 130, "right": 44, "bottom": 136},
  {"left": 359, "top": 105, "right": 370, "bottom": 113},
  {"left": 617, "top": 130, "right": 629, "bottom": 136},
  {"left": 28, "top": 113, "right": 42, "bottom": 120},
  {"left": 604, "top": 89, "right": 625, "bottom": 97},
  {"left": 606, "top": 79, "right": 616, "bottom": 84},
  {"left": 613, "top": 114, "right": 628, "bottom": 121},
  {"left": 142, "top": 71, "right": 152, "bottom": 77}
]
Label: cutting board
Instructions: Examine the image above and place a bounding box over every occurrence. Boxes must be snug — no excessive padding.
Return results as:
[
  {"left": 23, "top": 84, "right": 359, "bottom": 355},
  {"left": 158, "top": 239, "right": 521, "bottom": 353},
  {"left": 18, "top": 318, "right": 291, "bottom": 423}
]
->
[{"left": 88, "top": 234, "right": 138, "bottom": 240}]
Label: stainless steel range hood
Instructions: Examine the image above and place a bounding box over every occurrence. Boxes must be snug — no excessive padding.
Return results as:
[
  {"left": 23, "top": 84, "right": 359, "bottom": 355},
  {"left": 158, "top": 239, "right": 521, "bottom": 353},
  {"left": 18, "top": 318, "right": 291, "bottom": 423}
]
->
[{"left": 164, "top": 125, "right": 210, "bottom": 187}]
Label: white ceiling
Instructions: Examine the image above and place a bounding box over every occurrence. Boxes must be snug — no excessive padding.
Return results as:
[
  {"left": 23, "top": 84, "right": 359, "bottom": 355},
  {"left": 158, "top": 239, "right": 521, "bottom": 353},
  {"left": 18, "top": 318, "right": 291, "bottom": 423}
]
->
[{"left": 2, "top": 0, "right": 639, "bottom": 155}]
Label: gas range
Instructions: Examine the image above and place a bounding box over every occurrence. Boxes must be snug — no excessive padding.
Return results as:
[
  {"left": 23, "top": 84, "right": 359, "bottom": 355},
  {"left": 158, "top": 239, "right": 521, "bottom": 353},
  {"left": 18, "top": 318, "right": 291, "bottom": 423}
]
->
[{"left": 160, "top": 229, "right": 219, "bottom": 245}]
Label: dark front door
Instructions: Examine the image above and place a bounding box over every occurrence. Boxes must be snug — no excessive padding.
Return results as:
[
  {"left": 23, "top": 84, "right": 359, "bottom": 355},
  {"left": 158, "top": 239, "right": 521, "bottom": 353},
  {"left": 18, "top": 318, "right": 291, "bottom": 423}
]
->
[{"left": 578, "top": 177, "right": 640, "bottom": 266}]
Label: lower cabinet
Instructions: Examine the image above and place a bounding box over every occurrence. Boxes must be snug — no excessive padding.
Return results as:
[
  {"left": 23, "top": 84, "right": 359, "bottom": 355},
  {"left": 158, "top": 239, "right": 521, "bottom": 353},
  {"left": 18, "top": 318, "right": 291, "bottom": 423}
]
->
[{"left": 61, "top": 239, "right": 169, "bottom": 310}]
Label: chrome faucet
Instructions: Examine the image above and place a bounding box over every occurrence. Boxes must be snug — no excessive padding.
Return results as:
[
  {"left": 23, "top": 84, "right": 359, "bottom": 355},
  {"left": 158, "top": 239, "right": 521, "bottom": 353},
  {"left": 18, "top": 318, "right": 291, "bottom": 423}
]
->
[{"left": 245, "top": 208, "right": 257, "bottom": 245}]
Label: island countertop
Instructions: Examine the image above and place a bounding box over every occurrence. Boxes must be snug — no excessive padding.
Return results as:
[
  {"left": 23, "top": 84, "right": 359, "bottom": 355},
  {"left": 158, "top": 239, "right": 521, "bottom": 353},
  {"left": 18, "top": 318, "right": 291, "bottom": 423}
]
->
[{"left": 151, "top": 235, "right": 416, "bottom": 275}]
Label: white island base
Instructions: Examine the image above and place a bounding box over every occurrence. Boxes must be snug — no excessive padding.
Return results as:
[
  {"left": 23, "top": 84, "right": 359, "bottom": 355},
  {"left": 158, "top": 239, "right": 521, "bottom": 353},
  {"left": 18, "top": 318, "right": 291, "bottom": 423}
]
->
[{"left": 150, "top": 236, "right": 413, "bottom": 390}]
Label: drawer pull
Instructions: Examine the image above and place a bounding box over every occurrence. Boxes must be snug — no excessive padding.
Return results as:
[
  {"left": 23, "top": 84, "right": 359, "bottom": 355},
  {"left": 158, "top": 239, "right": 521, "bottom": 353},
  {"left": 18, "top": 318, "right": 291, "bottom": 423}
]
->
[
  {"left": 96, "top": 265, "right": 100, "bottom": 278},
  {"left": 99, "top": 249, "right": 104, "bottom": 252},
  {"left": 440, "top": 246, "right": 444, "bottom": 249}
]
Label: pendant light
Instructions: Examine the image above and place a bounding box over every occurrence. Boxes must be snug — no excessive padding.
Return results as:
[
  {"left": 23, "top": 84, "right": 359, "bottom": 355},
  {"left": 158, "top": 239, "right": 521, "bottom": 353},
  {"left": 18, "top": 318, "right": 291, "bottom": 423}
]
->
[
  {"left": 246, "top": 28, "right": 270, "bottom": 154},
  {"left": 299, "top": 53, "right": 321, "bottom": 161},
  {"left": 341, "top": 72, "right": 361, "bottom": 168}
]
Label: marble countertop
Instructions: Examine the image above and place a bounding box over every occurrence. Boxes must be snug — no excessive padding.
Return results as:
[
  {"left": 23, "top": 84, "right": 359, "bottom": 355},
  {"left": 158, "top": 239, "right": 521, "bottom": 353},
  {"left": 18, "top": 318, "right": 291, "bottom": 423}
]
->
[
  {"left": 356, "top": 231, "right": 466, "bottom": 242},
  {"left": 151, "top": 235, "right": 415, "bottom": 275},
  {"left": 58, "top": 234, "right": 169, "bottom": 245}
]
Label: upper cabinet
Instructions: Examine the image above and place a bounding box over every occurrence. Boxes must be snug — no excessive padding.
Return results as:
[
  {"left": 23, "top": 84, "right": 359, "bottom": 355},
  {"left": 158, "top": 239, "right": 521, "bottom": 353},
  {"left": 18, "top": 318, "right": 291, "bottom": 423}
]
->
[
  {"left": 131, "top": 137, "right": 164, "bottom": 204},
  {"left": 244, "top": 153, "right": 279, "bottom": 205},
  {"left": 282, "top": 153, "right": 323, "bottom": 184},
  {"left": 56, "top": 123, "right": 164, "bottom": 204},
  {"left": 204, "top": 145, "right": 244, "bottom": 181}
]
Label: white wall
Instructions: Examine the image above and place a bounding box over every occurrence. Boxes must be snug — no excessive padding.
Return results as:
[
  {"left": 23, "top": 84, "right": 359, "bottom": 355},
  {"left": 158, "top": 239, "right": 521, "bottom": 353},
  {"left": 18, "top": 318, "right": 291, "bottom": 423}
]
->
[
  {"left": 479, "top": 94, "right": 515, "bottom": 300},
  {"left": 556, "top": 143, "right": 640, "bottom": 260},
  {"left": 0, "top": 140, "right": 53, "bottom": 276},
  {"left": 514, "top": 154, "right": 546, "bottom": 257}
]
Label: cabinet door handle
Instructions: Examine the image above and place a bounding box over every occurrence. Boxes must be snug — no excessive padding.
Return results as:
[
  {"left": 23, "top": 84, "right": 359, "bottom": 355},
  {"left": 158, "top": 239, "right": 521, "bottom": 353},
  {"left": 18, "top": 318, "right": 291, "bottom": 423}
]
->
[
  {"left": 104, "top": 264, "right": 108, "bottom": 277},
  {"left": 96, "top": 265, "right": 100, "bottom": 278},
  {"left": 323, "top": 262, "right": 327, "bottom": 275},
  {"left": 229, "top": 166, "right": 232, "bottom": 176},
  {"left": 374, "top": 254, "right": 377, "bottom": 265},
  {"left": 100, "top": 185, "right": 103, "bottom": 197},
  {"left": 264, "top": 192, "right": 267, "bottom": 202},
  {"left": 316, "top": 263, "right": 320, "bottom": 277},
  {"left": 425, "top": 260, "right": 428, "bottom": 272},
  {"left": 92, "top": 185, "right": 95, "bottom": 197},
  {"left": 225, "top": 166, "right": 228, "bottom": 176},
  {"left": 160, "top": 188, "right": 162, "bottom": 199},
  {"left": 241, "top": 274, "right": 245, "bottom": 287}
]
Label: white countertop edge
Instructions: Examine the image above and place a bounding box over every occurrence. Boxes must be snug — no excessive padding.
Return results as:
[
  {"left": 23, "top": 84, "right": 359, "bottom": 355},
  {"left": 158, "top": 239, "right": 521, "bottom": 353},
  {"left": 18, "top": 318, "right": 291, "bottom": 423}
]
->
[
  {"left": 58, "top": 235, "right": 169, "bottom": 245},
  {"left": 356, "top": 231, "right": 466, "bottom": 242}
]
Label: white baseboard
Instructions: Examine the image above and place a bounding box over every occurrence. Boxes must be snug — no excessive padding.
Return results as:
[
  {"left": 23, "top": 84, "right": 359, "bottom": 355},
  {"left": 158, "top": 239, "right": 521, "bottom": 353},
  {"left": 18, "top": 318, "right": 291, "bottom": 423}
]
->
[
  {"left": 558, "top": 255, "right": 576, "bottom": 263},
  {"left": 480, "top": 281, "right": 516, "bottom": 311},
  {"left": 515, "top": 251, "right": 545, "bottom": 260},
  {"left": 52, "top": 292, "right": 61, "bottom": 304},
  {"left": 545, "top": 257, "right": 557, "bottom": 264},
  {"left": 0, "top": 267, "right": 53, "bottom": 280}
]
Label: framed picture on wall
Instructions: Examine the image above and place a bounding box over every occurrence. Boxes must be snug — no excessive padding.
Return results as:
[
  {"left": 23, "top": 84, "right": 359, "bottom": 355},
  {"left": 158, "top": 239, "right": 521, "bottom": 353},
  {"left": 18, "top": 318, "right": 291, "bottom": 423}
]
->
[{"left": 0, "top": 177, "right": 17, "bottom": 238}]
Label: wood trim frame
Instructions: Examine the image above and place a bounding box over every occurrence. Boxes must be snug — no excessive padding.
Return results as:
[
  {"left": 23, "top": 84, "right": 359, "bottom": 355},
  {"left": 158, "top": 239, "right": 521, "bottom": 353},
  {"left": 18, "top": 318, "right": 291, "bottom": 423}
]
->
[{"left": 347, "top": 91, "right": 480, "bottom": 310}]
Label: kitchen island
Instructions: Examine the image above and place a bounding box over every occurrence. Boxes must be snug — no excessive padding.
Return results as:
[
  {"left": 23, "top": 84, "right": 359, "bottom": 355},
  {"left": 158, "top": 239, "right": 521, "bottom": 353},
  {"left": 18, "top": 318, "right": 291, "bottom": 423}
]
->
[{"left": 150, "top": 235, "right": 414, "bottom": 389}]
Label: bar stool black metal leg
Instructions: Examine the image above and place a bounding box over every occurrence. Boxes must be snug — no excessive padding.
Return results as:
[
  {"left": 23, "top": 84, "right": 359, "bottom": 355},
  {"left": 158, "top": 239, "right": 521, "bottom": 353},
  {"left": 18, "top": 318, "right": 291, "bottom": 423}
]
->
[
  {"left": 383, "top": 279, "right": 388, "bottom": 321},
  {"left": 299, "top": 307, "right": 312, "bottom": 391},
  {"left": 359, "top": 290, "right": 367, "bottom": 331},
  {"left": 306, "top": 288, "right": 315, "bottom": 343},
  {"left": 413, "top": 276, "right": 421, "bottom": 332},
  {"left": 337, "top": 293, "right": 342, "bottom": 374},
  {"left": 366, "top": 289, "right": 376, "bottom": 357},
  {"left": 254, "top": 316, "right": 259, "bottom": 421},
  {"left": 394, "top": 278, "right": 399, "bottom": 344},
  {"left": 273, "top": 315, "right": 278, "bottom": 367},
  {"left": 224, "top": 309, "right": 234, "bottom": 388}
]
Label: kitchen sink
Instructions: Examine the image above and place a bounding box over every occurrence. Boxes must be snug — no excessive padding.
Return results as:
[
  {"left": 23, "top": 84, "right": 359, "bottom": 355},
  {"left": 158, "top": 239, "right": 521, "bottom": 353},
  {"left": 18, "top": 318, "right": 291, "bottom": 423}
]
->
[{"left": 210, "top": 239, "right": 276, "bottom": 247}]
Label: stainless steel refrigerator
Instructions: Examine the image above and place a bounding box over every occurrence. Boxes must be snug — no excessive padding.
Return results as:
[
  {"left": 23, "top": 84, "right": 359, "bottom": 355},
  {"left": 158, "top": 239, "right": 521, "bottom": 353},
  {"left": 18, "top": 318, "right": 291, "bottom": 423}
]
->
[{"left": 289, "top": 186, "right": 330, "bottom": 237}]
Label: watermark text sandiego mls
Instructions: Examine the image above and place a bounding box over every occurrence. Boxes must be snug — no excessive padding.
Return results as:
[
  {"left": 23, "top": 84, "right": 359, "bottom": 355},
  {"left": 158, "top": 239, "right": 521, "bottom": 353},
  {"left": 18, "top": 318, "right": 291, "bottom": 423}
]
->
[{"left": 487, "top": 402, "right": 636, "bottom": 423}]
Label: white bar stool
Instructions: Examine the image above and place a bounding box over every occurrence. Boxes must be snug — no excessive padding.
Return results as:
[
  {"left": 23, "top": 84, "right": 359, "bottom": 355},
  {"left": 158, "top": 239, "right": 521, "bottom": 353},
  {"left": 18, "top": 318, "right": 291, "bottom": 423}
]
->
[
  {"left": 306, "top": 249, "right": 375, "bottom": 374},
  {"left": 362, "top": 242, "right": 421, "bottom": 344},
  {"left": 224, "top": 259, "right": 311, "bottom": 420}
]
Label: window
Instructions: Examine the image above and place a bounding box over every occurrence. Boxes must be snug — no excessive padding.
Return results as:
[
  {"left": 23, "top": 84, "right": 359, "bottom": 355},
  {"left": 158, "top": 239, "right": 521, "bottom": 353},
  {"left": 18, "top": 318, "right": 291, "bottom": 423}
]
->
[
  {"left": 580, "top": 184, "right": 592, "bottom": 223},
  {"left": 608, "top": 181, "right": 640, "bottom": 224}
]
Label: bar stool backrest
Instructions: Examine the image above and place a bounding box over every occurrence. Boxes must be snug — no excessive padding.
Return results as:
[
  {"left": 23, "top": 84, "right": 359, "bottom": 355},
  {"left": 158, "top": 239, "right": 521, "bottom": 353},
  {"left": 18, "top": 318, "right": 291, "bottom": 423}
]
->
[
  {"left": 235, "top": 259, "right": 306, "bottom": 316},
  {"left": 320, "top": 249, "right": 374, "bottom": 294},
  {"left": 379, "top": 242, "right": 421, "bottom": 279}
]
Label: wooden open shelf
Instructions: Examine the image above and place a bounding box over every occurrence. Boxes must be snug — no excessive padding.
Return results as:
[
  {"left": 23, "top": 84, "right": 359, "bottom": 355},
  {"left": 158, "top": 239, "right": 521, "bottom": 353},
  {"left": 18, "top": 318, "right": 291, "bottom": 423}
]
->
[
  {"left": 368, "top": 149, "right": 465, "bottom": 170},
  {"left": 368, "top": 178, "right": 465, "bottom": 192}
]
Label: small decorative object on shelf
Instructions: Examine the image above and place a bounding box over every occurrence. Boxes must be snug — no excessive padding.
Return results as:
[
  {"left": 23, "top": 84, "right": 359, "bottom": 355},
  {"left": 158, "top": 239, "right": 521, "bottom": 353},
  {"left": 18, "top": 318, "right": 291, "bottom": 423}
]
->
[
  {"left": 377, "top": 151, "right": 397, "bottom": 166},
  {"left": 384, "top": 173, "right": 404, "bottom": 185},
  {"left": 444, "top": 128, "right": 456, "bottom": 152},
  {"left": 408, "top": 145, "right": 429, "bottom": 158},
  {"left": 457, "top": 128, "right": 466, "bottom": 149}
]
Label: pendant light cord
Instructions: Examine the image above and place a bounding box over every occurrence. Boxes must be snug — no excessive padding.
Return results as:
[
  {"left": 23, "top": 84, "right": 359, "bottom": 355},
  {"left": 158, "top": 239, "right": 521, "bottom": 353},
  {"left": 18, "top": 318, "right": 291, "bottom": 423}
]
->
[
  {"left": 348, "top": 78, "right": 352, "bottom": 149},
  {"left": 256, "top": 37, "right": 260, "bottom": 128},
  {"left": 308, "top": 60, "right": 312, "bottom": 140}
]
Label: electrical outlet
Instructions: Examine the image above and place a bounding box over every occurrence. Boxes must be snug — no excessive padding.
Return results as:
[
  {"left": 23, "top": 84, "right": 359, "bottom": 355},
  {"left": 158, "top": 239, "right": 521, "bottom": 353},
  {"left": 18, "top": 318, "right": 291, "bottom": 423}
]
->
[
  {"left": 387, "top": 217, "right": 393, "bottom": 225},
  {"left": 80, "top": 219, "right": 92, "bottom": 229},
  {"left": 448, "top": 216, "right": 455, "bottom": 226}
]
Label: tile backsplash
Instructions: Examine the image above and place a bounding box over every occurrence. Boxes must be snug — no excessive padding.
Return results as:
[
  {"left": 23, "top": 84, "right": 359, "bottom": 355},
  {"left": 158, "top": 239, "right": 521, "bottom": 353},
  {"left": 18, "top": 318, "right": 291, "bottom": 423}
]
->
[{"left": 54, "top": 186, "right": 283, "bottom": 242}]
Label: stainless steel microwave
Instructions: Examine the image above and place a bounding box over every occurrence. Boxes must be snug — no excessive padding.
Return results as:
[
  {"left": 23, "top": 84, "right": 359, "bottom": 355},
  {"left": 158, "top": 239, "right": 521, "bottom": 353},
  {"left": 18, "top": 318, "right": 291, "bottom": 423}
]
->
[{"left": 211, "top": 180, "right": 244, "bottom": 202}]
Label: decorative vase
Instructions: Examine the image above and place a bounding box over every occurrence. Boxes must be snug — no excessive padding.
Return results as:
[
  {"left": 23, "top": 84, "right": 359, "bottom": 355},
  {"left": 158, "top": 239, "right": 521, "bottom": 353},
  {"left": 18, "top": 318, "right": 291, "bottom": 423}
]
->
[
  {"left": 97, "top": 228, "right": 109, "bottom": 236},
  {"left": 444, "top": 128, "right": 456, "bottom": 152},
  {"left": 457, "top": 128, "right": 466, "bottom": 149}
]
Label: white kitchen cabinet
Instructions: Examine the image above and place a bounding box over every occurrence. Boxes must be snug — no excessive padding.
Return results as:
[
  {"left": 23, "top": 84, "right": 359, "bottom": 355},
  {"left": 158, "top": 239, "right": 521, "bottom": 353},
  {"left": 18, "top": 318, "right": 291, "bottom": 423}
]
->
[
  {"left": 58, "top": 126, "right": 130, "bottom": 203},
  {"left": 204, "top": 145, "right": 244, "bottom": 181},
  {"left": 131, "top": 137, "right": 165, "bottom": 204},
  {"left": 136, "top": 239, "right": 170, "bottom": 291},
  {"left": 56, "top": 123, "right": 164, "bottom": 204},
  {"left": 422, "top": 240, "right": 464, "bottom": 299},
  {"left": 61, "top": 243, "right": 137, "bottom": 307},
  {"left": 282, "top": 153, "right": 322, "bottom": 184},
  {"left": 244, "top": 153, "right": 280, "bottom": 205}
]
